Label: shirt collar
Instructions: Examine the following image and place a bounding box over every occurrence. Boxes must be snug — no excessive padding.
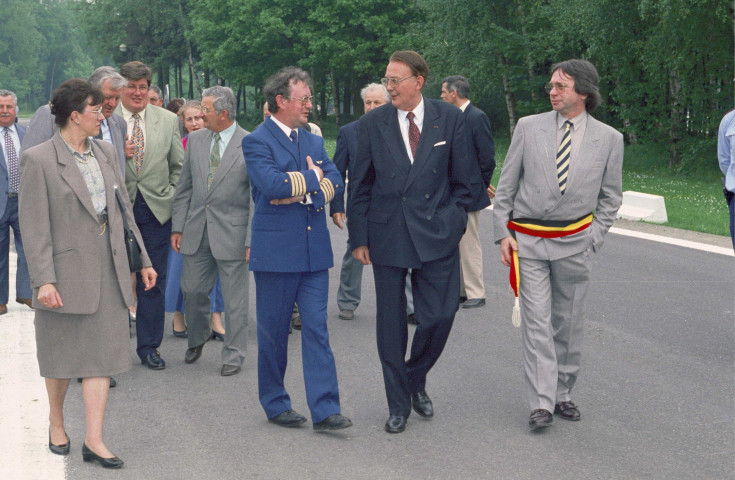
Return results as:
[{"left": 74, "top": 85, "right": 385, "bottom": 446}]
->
[
  {"left": 557, "top": 110, "right": 587, "bottom": 130},
  {"left": 397, "top": 96, "right": 425, "bottom": 122},
  {"left": 269, "top": 115, "right": 298, "bottom": 139},
  {"left": 59, "top": 131, "right": 93, "bottom": 156},
  {"left": 458, "top": 99, "right": 471, "bottom": 112},
  {"left": 120, "top": 104, "right": 146, "bottom": 122}
]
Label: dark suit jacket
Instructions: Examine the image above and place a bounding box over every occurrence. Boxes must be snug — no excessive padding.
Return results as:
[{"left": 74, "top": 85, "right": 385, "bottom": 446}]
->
[
  {"left": 0, "top": 123, "right": 25, "bottom": 216},
  {"left": 347, "top": 98, "right": 473, "bottom": 268},
  {"left": 242, "top": 117, "right": 343, "bottom": 273},
  {"left": 463, "top": 103, "right": 495, "bottom": 211},
  {"left": 329, "top": 120, "right": 359, "bottom": 216}
]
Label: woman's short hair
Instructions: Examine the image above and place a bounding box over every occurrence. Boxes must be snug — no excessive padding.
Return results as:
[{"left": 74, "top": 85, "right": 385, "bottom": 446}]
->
[
  {"left": 50, "top": 79, "right": 104, "bottom": 128},
  {"left": 166, "top": 97, "right": 185, "bottom": 115}
]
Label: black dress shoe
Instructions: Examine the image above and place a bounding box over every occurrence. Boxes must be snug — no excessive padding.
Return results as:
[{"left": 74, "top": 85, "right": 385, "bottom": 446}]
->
[
  {"left": 172, "top": 322, "right": 188, "bottom": 338},
  {"left": 385, "top": 415, "right": 407, "bottom": 433},
  {"left": 82, "top": 443, "right": 124, "bottom": 469},
  {"left": 459, "top": 296, "right": 468, "bottom": 303},
  {"left": 411, "top": 390, "right": 434, "bottom": 418},
  {"left": 141, "top": 352, "right": 166, "bottom": 370},
  {"left": 554, "top": 401, "right": 581, "bottom": 421},
  {"left": 461, "top": 298, "right": 486, "bottom": 309},
  {"left": 185, "top": 344, "right": 204, "bottom": 364},
  {"left": 77, "top": 377, "right": 116, "bottom": 388},
  {"left": 48, "top": 429, "right": 70, "bottom": 456},
  {"left": 268, "top": 409, "right": 307, "bottom": 428},
  {"left": 211, "top": 330, "right": 225, "bottom": 341},
  {"left": 220, "top": 364, "right": 241, "bottom": 376},
  {"left": 313, "top": 414, "right": 353, "bottom": 431},
  {"left": 529, "top": 409, "right": 553, "bottom": 429}
]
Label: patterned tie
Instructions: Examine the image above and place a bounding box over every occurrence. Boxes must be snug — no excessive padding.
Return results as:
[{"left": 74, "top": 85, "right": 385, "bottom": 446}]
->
[
  {"left": 208, "top": 132, "right": 221, "bottom": 190},
  {"left": 3, "top": 128, "right": 19, "bottom": 193},
  {"left": 131, "top": 113, "right": 145, "bottom": 174},
  {"left": 556, "top": 120, "right": 572, "bottom": 195},
  {"left": 406, "top": 111, "right": 420, "bottom": 160}
]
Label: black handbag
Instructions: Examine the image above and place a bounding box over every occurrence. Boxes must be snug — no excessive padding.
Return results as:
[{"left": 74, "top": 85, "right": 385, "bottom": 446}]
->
[{"left": 114, "top": 186, "right": 144, "bottom": 272}]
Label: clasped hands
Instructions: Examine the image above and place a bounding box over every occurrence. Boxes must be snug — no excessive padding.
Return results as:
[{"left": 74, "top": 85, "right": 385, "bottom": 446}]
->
[{"left": 270, "top": 156, "right": 323, "bottom": 206}]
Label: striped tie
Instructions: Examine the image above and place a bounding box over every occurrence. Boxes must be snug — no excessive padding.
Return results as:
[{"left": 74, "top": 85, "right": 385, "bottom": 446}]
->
[
  {"left": 208, "top": 132, "right": 221, "bottom": 190},
  {"left": 556, "top": 120, "right": 572, "bottom": 195}
]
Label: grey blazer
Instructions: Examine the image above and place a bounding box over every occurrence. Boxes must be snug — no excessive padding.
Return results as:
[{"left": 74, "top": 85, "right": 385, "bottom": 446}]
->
[
  {"left": 171, "top": 125, "right": 251, "bottom": 260},
  {"left": 493, "top": 111, "right": 623, "bottom": 260},
  {"left": 22, "top": 104, "right": 128, "bottom": 177},
  {"left": 18, "top": 134, "right": 152, "bottom": 314}
]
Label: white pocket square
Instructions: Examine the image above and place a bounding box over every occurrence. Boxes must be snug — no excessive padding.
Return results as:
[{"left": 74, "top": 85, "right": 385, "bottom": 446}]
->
[{"left": 433, "top": 141, "right": 447, "bottom": 147}]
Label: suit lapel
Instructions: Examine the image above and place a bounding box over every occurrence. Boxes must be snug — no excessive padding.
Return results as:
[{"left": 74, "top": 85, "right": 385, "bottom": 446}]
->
[
  {"left": 91, "top": 140, "right": 120, "bottom": 220},
  {"left": 378, "top": 106, "right": 411, "bottom": 179},
  {"left": 265, "top": 118, "right": 298, "bottom": 168},
  {"left": 565, "top": 116, "right": 601, "bottom": 195},
  {"left": 535, "top": 112, "right": 563, "bottom": 202},
  {"left": 140, "top": 106, "right": 159, "bottom": 176},
  {"left": 405, "top": 99, "right": 441, "bottom": 190},
  {"left": 53, "top": 135, "right": 99, "bottom": 221}
]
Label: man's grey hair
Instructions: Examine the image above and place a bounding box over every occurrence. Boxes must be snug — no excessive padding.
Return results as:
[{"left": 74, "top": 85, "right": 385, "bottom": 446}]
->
[
  {"left": 442, "top": 75, "right": 470, "bottom": 99},
  {"left": 149, "top": 84, "right": 163, "bottom": 98},
  {"left": 360, "top": 83, "right": 390, "bottom": 103},
  {"left": 88, "top": 66, "right": 127, "bottom": 90},
  {"left": 0, "top": 90, "right": 17, "bottom": 104},
  {"left": 202, "top": 85, "right": 236, "bottom": 119},
  {"left": 263, "top": 67, "right": 312, "bottom": 115}
]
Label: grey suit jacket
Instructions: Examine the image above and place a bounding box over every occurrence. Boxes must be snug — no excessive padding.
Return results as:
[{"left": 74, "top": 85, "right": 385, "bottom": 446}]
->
[
  {"left": 0, "top": 123, "right": 25, "bottom": 216},
  {"left": 493, "top": 111, "right": 623, "bottom": 260},
  {"left": 116, "top": 104, "right": 184, "bottom": 224},
  {"left": 18, "top": 133, "right": 152, "bottom": 314},
  {"left": 22, "top": 105, "right": 128, "bottom": 177},
  {"left": 172, "top": 125, "right": 251, "bottom": 260}
]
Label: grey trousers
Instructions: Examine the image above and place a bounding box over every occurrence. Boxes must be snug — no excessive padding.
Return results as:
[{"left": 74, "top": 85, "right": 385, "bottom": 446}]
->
[
  {"left": 518, "top": 249, "right": 590, "bottom": 412},
  {"left": 337, "top": 239, "right": 364, "bottom": 311},
  {"left": 181, "top": 229, "right": 249, "bottom": 367}
]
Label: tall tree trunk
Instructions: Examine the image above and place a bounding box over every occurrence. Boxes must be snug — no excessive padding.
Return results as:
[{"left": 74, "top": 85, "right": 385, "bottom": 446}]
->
[
  {"left": 237, "top": 85, "right": 243, "bottom": 118},
  {"left": 331, "top": 70, "right": 341, "bottom": 127},
  {"left": 668, "top": 67, "right": 683, "bottom": 168},
  {"left": 48, "top": 59, "right": 57, "bottom": 101},
  {"left": 178, "top": 61, "right": 184, "bottom": 98},
  {"left": 499, "top": 54, "right": 517, "bottom": 137},
  {"left": 203, "top": 69, "right": 210, "bottom": 89},
  {"left": 342, "top": 79, "right": 351, "bottom": 121},
  {"left": 188, "top": 62, "right": 194, "bottom": 99},
  {"left": 515, "top": 0, "right": 536, "bottom": 103},
  {"left": 178, "top": 0, "right": 201, "bottom": 97}
]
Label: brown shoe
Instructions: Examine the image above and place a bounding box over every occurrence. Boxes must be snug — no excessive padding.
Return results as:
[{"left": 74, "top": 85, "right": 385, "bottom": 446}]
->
[
  {"left": 16, "top": 297, "right": 33, "bottom": 309},
  {"left": 0, "top": 304, "right": 7, "bottom": 315}
]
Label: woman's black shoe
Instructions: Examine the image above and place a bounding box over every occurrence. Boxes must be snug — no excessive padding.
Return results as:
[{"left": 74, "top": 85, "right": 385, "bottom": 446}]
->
[
  {"left": 48, "top": 429, "right": 70, "bottom": 456},
  {"left": 211, "top": 330, "right": 225, "bottom": 341},
  {"left": 172, "top": 322, "right": 188, "bottom": 338},
  {"left": 82, "top": 443, "right": 124, "bottom": 469}
]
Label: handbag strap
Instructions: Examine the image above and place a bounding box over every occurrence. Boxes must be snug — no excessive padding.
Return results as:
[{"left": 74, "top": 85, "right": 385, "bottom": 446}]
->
[{"left": 114, "top": 187, "right": 132, "bottom": 232}]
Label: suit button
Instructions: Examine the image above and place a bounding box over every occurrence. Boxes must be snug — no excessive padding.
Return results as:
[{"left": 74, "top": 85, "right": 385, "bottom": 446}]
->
[
  {"left": 424, "top": 194, "right": 429, "bottom": 198},
  {"left": 402, "top": 197, "right": 406, "bottom": 202},
  {"left": 426, "top": 215, "right": 431, "bottom": 220},
  {"left": 308, "top": 226, "right": 312, "bottom": 231}
]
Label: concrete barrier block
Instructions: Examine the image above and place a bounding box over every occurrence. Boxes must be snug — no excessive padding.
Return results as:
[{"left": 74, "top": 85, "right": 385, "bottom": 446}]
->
[{"left": 617, "top": 191, "right": 668, "bottom": 223}]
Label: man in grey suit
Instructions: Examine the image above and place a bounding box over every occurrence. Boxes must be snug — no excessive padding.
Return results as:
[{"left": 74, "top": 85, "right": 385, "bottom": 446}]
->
[
  {"left": 493, "top": 59, "right": 623, "bottom": 430},
  {"left": 0, "top": 89, "right": 31, "bottom": 315},
  {"left": 22, "top": 67, "right": 128, "bottom": 177},
  {"left": 171, "top": 86, "right": 251, "bottom": 377}
]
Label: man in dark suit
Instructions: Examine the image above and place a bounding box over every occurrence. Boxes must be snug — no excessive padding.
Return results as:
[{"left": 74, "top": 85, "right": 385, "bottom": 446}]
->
[
  {"left": 117, "top": 61, "right": 184, "bottom": 370},
  {"left": 329, "top": 82, "right": 390, "bottom": 321},
  {"left": 22, "top": 67, "right": 128, "bottom": 177},
  {"left": 242, "top": 67, "right": 351, "bottom": 431},
  {"left": 0, "top": 89, "right": 31, "bottom": 315},
  {"left": 348, "top": 51, "right": 473, "bottom": 433},
  {"left": 440, "top": 75, "right": 495, "bottom": 309},
  {"left": 171, "top": 86, "right": 251, "bottom": 377}
]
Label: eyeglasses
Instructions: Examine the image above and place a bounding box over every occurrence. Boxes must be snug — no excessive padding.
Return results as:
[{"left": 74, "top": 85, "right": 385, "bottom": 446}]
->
[
  {"left": 125, "top": 84, "right": 149, "bottom": 93},
  {"left": 381, "top": 75, "right": 415, "bottom": 87},
  {"left": 286, "top": 95, "right": 314, "bottom": 105},
  {"left": 85, "top": 107, "right": 104, "bottom": 116},
  {"left": 544, "top": 82, "right": 571, "bottom": 93},
  {"left": 201, "top": 107, "right": 212, "bottom": 114}
]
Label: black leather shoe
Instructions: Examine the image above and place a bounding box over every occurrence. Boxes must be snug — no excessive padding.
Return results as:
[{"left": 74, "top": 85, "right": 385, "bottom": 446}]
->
[
  {"left": 172, "top": 322, "right": 188, "bottom": 338},
  {"left": 268, "top": 409, "right": 307, "bottom": 428},
  {"left": 185, "top": 344, "right": 204, "bottom": 364},
  {"left": 554, "top": 401, "right": 581, "bottom": 421},
  {"left": 48, "top": 429, "right": 70, "bottom": 456},
  {"left": 82, "top": 443, "right": 124, "bottom": 469},
  {"left": 220, "top": 364, "right": 241, "bottom": 376},
  {"left": 529, "top": 409, "right": 553, "bottom": 429},
  {"left": 461, "top": 298, "right": 486, "bottom": 309},
  {"left": 459, "top": 296, "right": 468, "bottom": 303},
  {"left": 211, "top": 330, "right": 225, "bottom": 341},
  {"left": 385, "top": 415, "right": 407, "bottom": 433},
  {"left": 313, "top": 414, "right": 353, "bottom": 431},
  {"left": 411, "top": 390, "right": 434, "bottom": 418},
  {"left": 141, "top": 352, "right": 166, "bottom": 370}
]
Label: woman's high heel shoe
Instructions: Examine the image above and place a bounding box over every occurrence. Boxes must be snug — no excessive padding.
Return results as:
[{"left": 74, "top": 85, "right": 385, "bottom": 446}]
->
[
  {"left": 172, "top": 322, "right": 188, "bottom": 338},
  {"left": 82, "top": 443, "right": 124, "bottom": 469},
  {"left": 48, "top": 428, "right": 70, "bottom": 456},
  {"left": 211, "top": 330, "right": 225, "bottom": 341}
]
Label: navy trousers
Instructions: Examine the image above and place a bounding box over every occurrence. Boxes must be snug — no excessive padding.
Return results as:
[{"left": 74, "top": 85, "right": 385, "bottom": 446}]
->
[{"left": 0, "top": 196, "right": 31, "bottom": 303}]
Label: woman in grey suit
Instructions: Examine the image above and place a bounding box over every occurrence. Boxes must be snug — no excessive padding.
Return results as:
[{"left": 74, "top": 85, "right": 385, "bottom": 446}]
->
[{"left": 19, "top": 79, "right": 157, "bottom": 469}]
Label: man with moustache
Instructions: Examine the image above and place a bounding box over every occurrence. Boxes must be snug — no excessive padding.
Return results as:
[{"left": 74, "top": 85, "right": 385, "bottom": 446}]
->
[
  {"left": 329, "top": 82, "right": 390, "bottom": 321},
  {"left": 148, "top": 85, "right": 165, "bottom": 107},
  {"left": 347, "top": 51, "right": 473, "bottom": 433},
  {"left": 0, "top": 89, "right": 31, "bottom": 315},
  {"left": 493, "top": 59, "right": 623, "bottom": 429},
  {"left": 117, "top": 61, "right": 184, "bottom": 370},
  {"left": 242, "top": 67, "right": 351, "bottom": 431}
]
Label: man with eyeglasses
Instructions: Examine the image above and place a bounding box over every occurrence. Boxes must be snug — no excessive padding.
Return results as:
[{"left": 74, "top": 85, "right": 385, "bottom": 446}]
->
[
  {"left": 117, "top": 60, "right": 184, "bottom": 371},
  {"left": 347, "top": 51, "right": 473, "bottom": 434},
  {"left": 147, "top": 85, "right": 165, "bottom": 107},
  {"left": 242, "top": 66, "right": 351, "bottom": 432},
  {"left": 493, "top": 59, "right": 623, "bottom": 430}
]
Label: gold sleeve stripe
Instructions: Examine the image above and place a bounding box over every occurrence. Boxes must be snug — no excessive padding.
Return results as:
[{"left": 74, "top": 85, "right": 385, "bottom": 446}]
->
[
  {"left": 319, "top": 178, "right": 335, "bottom": 203},
  {"left": 287, "top": 172, "right": 307, "bottom": 196}
]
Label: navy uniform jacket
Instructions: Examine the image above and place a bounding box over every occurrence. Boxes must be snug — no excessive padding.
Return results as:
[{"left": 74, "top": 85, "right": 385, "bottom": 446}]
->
[
  {"left": 463, "top": 103, "right": 495, "bottom": 212},
  {"left": 242, "top": 117, "right": 343, "bottom": 273},
  {"left": 347, "top": 98, "right": 473, "bottom": 268},
  {"left": 328, "top": 120, "right": 359, "bottom": 216}
]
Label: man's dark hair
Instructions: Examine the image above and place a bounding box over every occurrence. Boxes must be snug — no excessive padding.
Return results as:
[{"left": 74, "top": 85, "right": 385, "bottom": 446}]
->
[
  {"left": 442, "top": 75, "right": 470, "bottom": 99},
  {"left": 120, "top": 61, "right": 153, "bottom": 86},
  {"left": 389, "top": 51, "right": 429, "bottom": 84},
  {"left": 51, "top": 79, "right": 104, "bottom": 127},
  {"left": 551, "top": 59, "right": 601, "bottom": 112},
  {"left": 263, "top": 66, "right": 312, "bottom": 115}
]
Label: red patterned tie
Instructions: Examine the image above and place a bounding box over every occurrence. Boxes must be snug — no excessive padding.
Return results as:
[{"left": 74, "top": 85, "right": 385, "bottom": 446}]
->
[{"left": 406, "top": 111, "right": 420, "bottom": 159}]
